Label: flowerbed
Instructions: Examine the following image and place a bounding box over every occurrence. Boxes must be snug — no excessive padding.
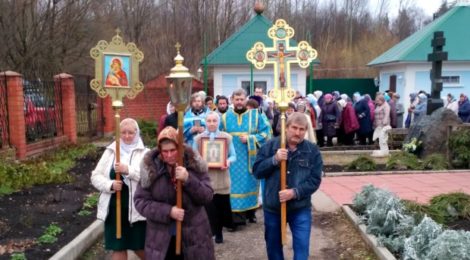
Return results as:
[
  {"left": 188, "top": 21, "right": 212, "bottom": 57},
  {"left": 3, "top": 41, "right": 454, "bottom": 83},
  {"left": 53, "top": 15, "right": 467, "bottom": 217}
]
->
[
  {"left": 0, "top": 145, "right": 102, "bottom": 259},
  {"left": 351, "top": 185, "right": 470, "bottom": 259}
]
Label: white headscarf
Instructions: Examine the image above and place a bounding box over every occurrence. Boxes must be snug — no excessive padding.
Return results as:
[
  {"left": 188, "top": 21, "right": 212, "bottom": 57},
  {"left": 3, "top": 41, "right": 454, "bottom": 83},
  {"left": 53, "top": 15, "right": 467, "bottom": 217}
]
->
[
  {"left": 203, "top": 111, "right": 220, "bottom": 141},
  {"left": 119, "top": 118, "right": 144, "bottom": 163},
  {"left": 313, "top": 90, "right": 323, "bottom": 99}
]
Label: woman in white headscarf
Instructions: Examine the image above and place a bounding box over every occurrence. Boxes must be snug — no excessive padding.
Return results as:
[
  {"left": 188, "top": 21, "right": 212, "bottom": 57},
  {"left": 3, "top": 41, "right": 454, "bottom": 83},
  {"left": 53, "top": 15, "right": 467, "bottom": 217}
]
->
[
  {"left": 91, "top": 118, "right": 149, "bottom": 260},
  {"left": 193, "top": 111, "right": 237, "bottom": 244},
  {"left": 296, "top": 100, "right": 317, "bottom": 144}
]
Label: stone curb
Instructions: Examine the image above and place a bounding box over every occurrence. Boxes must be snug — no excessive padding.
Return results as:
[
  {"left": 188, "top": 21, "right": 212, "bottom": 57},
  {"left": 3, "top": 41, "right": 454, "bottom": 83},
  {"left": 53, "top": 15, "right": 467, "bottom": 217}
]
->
[
  {"left": 341, "top": 205, "right": 397, "bottom": 260},
  {"left": 325, "top": 169, "right": 470, "bottom": 177},
  {"left": 50, "top": 220, "right": 103, "bottom": 260}
]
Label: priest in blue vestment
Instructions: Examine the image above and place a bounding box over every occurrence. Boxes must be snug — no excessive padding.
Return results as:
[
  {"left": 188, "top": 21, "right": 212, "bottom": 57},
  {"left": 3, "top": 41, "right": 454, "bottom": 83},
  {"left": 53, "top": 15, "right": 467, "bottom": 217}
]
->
[{"left": 220, "top": 89, "right": 271, "bottom": 223}]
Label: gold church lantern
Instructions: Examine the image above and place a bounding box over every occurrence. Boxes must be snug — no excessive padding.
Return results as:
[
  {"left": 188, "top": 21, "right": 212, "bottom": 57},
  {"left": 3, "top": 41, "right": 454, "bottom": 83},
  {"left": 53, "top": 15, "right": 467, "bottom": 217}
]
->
[
  {"left": 165, "top": 42, "right": 194, "bottom": 255},
  {"left": 166, "top": 42, "right": 194, "bottom": 110}
]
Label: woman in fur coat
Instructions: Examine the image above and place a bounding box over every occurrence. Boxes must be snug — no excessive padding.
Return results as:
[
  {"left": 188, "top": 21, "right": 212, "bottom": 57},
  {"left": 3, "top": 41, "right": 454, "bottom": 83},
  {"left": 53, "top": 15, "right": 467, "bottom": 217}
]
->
[{"left": 134, "top": 126, "right": 215, "bottom": 260}]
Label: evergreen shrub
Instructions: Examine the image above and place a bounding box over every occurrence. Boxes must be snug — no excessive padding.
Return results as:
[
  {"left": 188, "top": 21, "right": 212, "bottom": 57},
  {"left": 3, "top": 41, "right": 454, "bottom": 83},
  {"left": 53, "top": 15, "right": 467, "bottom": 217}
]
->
[
  {"left": 352, "top": 185, "right": 414, "bottom": 254},
  {"left": 428, "top": 192, "right": 470, "bottom": 224},
  {"left": 386, "top": 151, "right": 423, "bottom": 170},
  {"left": 448, "top": 128, "right": 470, "bottom": 168},
  {"left": 422, "top": 153, "right": 449, "bottom": 170},
  {"left": 353, "top": 186, "right": 470, "bottom": 258},
  {"left": 403, "top": 216, "right": 443, "bottom": 260},
  {"left": 138, "top": 119, "right": 157, "bottom": 148},
  {"left": 346, "top": 155, "right": 377, "bottom": 171},
  {"left": 427, "top": 230, "right": 470, "bottom": 260}
]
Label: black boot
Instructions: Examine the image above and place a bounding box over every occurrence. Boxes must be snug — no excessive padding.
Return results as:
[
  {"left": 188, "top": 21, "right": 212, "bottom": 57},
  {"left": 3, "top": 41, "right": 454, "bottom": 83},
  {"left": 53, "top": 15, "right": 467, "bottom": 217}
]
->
[
  {"left": 246, "top": 210, "right": 257, "bottom": 223},
  {"left": 215, "top": 233, "right": 223, "bottom": 244}
]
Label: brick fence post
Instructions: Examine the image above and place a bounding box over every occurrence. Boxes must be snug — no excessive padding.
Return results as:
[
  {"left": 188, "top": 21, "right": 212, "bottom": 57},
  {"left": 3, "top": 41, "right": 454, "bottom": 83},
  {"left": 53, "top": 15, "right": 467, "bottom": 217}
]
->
[
  {"left": 1, "top": 71, "right": 26, "bottom": 159},
  {"left": 54, "top": 73, "right": 77, "bottom": 144},
  {"left": 102, "top": 96, "right": 114, "bottom": 137}
]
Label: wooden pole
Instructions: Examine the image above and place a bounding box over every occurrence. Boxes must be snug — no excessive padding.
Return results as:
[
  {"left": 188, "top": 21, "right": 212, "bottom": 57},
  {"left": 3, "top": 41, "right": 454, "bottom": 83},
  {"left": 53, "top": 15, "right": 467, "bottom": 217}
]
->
[
  {"left": 175, "top": 108, "right": 185, "bottom": 254},
  {"left": 279, "top": 107, "right": 287, "bottom": 245},
  {"left": 114, "top": 106, "right": 122, "bottom": 239}
]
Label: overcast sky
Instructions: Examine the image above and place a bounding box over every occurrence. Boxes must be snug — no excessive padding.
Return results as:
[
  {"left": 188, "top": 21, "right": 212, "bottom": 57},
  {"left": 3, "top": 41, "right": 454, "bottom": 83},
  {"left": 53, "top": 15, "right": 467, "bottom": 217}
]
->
[{"left": 368, "top": 0, "right": 443, "bottom": 18}]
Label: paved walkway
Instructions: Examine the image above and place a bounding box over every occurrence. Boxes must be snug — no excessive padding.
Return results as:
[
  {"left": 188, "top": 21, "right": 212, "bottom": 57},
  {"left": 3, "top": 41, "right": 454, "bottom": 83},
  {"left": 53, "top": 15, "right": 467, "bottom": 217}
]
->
[{"left": 320, "top": 172, "right": 470, "bottom": 205}]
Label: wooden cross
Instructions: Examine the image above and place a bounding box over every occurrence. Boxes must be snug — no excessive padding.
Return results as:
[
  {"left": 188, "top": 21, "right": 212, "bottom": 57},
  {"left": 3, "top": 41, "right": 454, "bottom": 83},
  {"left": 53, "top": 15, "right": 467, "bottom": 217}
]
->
[{"left": 247, "top": 19, "right": 318, "bottom": 107}]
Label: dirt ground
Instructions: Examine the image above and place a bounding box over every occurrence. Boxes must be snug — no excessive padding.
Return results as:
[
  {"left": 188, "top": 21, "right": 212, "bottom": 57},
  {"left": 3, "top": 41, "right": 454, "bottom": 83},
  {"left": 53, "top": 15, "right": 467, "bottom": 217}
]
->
[
  {"left": 213, "top": 209, "right": 377, "bottom": 260},
  {"left": 83, "top": 209, "right": 377, "bottom": 260},
  {"left": 0, "top": 151, "right": 100, "bottom": 259}
]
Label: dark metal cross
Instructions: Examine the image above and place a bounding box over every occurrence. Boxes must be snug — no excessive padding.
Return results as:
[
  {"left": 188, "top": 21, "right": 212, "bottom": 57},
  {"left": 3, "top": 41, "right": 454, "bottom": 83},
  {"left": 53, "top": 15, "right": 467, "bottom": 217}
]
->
[{"left": 427, "top": 31, "right": 448, "bottom": 115}]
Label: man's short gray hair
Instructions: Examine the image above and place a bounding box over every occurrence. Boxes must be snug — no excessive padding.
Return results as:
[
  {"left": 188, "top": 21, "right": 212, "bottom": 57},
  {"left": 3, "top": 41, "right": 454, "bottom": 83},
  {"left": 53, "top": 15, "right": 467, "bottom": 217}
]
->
[
  {"left": 232, "top": 88, "right": 247, "bottom": 98},
  {"left": 191, "top": 92, "right": 203, "bottom": 103},
  {"left": 286, "top": 112, "right": 308, "bottom": 128}
]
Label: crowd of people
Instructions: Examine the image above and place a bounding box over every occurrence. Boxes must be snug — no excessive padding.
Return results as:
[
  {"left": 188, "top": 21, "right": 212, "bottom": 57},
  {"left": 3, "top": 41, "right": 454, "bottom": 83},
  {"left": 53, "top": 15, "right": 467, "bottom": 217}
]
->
[{"left": 91, "top": 86, "right": 470, "bottom": 260}]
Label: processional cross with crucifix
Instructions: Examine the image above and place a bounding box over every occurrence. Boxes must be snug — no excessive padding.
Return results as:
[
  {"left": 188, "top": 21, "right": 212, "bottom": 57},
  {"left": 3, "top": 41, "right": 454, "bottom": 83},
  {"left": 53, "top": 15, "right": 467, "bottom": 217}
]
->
[{"left": 247, "top": 18, "right": 318, "bottom": 245}]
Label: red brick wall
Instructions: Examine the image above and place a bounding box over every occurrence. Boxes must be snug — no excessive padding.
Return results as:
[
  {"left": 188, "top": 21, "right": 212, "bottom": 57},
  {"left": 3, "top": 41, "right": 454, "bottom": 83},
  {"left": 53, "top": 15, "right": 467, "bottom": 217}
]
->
[
  {"left": 1, "top": 71, "right": 26, "bottom": 159},
  {"left": 1, "top": 71, "right": 76, "bottom": 159},
  {"left": 55, "top": 73, "right": 77, "bottom": 144}
]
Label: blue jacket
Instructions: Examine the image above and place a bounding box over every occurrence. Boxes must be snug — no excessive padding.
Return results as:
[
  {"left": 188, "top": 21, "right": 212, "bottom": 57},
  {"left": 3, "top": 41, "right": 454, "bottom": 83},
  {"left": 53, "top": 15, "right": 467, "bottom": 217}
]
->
[
  {"left": 253, "top": 137, "right": 323, "bottom": 214},
  {"left": 458, "top": 98, "right": 470, "bottom": 123}
]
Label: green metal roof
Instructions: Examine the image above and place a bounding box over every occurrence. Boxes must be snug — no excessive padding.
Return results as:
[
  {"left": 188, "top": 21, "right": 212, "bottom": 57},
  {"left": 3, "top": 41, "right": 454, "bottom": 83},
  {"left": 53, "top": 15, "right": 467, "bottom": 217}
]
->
[
  {"left": 204, "top": 14, "right": 319, "bottom": 65},
  {"left": 368, "top": 6, "right": 470, "bottom": 66}
]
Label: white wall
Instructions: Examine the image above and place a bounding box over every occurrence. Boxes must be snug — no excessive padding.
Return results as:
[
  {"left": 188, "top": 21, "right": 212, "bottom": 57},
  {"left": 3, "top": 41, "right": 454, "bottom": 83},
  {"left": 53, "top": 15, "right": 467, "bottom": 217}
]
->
[{"left": 213, "top": 65, "right": 307, "bottom": 97}]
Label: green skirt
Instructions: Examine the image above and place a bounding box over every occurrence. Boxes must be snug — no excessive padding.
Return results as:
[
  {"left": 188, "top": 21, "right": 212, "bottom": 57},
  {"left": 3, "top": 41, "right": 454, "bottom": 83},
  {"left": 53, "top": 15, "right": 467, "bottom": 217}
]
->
[{"left": 104, "top": 169, "right": 146, "bottom": 251}]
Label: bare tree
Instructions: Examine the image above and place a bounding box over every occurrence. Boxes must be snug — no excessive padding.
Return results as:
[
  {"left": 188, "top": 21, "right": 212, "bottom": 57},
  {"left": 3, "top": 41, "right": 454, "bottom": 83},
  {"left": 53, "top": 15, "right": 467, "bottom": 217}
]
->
[{"left": 0, "top": 0, "right": 433, "bottom": 81}]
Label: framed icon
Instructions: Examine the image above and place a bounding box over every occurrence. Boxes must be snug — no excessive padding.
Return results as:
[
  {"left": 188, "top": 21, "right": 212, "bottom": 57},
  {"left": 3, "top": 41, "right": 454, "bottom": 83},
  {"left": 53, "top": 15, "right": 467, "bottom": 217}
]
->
[
  {"left": 199, "top": 137, "right": 227, "bottom": 169},
  {"left": 103, "top": 53, "right": 131, "bottom": 88},
  {"left": 90, "top": 29, "right": 144, "bottom": 100}
]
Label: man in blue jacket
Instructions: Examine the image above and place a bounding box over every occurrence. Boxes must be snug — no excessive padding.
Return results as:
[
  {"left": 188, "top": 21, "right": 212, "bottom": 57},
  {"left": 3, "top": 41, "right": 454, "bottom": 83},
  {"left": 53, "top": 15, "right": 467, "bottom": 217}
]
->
[{"left": 253, "top": 112, "right": 323, "bottom": 260}]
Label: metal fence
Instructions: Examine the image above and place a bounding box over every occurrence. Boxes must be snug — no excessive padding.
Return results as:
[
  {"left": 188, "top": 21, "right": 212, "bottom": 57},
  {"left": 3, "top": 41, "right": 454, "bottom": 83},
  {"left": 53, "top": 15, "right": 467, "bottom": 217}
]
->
[
  {"left": 23, "top": 79, "right": 63, "bottom": 143},
  {"left": 74, "top": 74, "right": 103, "bottom": 138},
  {"left": 0, "top": 76, "right": 9, "bottom": 148}
]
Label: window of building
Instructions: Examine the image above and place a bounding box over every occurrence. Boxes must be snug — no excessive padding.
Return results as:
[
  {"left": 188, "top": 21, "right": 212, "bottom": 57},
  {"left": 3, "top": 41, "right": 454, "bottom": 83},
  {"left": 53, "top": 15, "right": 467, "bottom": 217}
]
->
[
  {"left": 442, "top": 76, "right": 460, "bottom": 85},
  {"left": 241, "top": 81, "right": 267, "bottom": 95}
]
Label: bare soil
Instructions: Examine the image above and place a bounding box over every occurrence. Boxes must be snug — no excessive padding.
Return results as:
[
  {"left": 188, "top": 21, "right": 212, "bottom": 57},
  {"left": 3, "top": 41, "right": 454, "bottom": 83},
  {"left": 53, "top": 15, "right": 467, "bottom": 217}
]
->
[
  {"left": 448, "top": 218, "right": 470, "bottom": 232},
  {"left": 0, "top": 151, "right": 101, "bottom": 259}
]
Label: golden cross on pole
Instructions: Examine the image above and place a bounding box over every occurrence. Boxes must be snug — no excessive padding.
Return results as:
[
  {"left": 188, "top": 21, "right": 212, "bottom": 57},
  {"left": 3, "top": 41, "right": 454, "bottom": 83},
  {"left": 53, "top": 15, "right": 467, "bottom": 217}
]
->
[
  {"left": 175, "top": 42, "right": 181, "bottom": 53},
  {"left": 247, "top": 18, "right": 318, "bottom": 246},
  {"left": 247, "top": 19, "right": 317, "bottom": 107}
]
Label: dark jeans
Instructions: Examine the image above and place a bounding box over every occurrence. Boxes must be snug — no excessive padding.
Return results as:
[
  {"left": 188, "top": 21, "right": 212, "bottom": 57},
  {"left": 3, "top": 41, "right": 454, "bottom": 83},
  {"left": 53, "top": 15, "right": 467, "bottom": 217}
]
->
[{"left": 264, "top": 208, "right": 312, "bottom": 260}]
